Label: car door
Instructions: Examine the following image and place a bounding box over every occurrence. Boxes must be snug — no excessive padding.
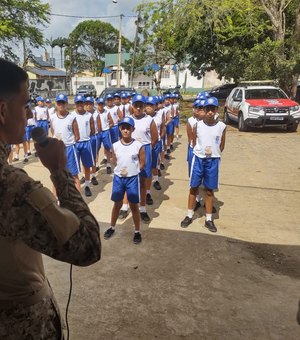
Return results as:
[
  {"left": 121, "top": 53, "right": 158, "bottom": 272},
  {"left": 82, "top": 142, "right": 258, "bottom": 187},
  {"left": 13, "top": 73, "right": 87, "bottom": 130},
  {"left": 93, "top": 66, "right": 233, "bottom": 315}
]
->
[
  {"left": 230, "top": 89, "right": 243, "bottom": 118},
  {"left": 227, "top": 89, "right": 240, "bottom": 115}
]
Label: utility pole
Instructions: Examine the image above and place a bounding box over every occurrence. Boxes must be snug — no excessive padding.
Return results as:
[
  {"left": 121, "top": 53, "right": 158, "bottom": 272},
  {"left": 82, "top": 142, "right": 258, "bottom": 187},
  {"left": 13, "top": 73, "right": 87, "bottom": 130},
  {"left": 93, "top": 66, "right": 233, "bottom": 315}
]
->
[
  {"left": 117, "top": 14, "right": 124, "bottom": 87},
  {"left": 130, "top": 11, "right": 141, "bottom": 88}
]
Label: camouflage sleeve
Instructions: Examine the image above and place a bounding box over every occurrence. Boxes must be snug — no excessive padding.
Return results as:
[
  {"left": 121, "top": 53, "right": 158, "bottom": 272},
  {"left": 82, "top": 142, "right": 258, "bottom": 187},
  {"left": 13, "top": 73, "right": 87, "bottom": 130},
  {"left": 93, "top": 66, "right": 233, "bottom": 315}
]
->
[{"left": 0, "top": 167, "right": 101, "bottom": 267}]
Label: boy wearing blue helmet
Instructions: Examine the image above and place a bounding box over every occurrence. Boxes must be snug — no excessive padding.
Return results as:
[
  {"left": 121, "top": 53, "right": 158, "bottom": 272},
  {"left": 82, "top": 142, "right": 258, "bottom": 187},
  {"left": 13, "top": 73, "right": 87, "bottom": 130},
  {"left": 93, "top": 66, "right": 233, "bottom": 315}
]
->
[
  {"left": 181, "top": 97, "right": 226, "bottom": 232},
  {"left": 104, "top": 116, "right": 145, "bottom": 244}
]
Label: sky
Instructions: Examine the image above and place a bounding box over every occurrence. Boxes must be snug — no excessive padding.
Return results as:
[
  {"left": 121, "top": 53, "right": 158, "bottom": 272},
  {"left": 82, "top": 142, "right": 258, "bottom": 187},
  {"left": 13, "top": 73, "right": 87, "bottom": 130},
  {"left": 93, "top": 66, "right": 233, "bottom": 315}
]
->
[{"left": 33, "top": 0, "right": 144, "bottom": 66}]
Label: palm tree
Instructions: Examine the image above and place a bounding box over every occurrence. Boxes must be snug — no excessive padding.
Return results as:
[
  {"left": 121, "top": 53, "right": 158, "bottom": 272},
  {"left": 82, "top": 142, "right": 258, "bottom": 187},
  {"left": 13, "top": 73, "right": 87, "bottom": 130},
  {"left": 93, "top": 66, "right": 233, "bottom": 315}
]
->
[
  {"left": 46, "top": 37, "right": 56, "bottom": 66},
  {"left": 52, "top": 37, "right": 69, "bottom": 68}
]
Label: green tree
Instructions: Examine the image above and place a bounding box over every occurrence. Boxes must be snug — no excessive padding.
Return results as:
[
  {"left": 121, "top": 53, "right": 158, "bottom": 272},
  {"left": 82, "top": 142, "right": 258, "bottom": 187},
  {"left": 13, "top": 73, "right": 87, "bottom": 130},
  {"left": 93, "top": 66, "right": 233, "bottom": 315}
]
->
[
  {"left": 130, "top": 0, "right": 179, "bottom": 92},
  {"left": 67, "top": 20, "right": 132, "bottom": 76},
  {"left": 51, "top": 37, "right": 69, "bottom": 68},
  {"left": 0, "top": 0, "right": 50, "bottom": 61}
]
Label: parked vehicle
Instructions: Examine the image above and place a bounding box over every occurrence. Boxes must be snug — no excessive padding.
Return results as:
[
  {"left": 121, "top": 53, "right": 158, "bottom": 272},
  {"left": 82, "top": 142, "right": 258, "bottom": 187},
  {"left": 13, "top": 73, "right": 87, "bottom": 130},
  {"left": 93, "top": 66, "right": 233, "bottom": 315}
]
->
[
  {"left": 224, "top": 86, "right": 300, "bottom": 132},
  {"left": 209, "top": 83, "right": 237, "bottom": 101},
  {"left": 162, "top": 86, "right": 182, "bottom": 100},
  {"left": 76, "top": 84, "right": 97, "bottom": 98},
  {"left": 98, "top": 87, "right": 136, "bottom": 99}
]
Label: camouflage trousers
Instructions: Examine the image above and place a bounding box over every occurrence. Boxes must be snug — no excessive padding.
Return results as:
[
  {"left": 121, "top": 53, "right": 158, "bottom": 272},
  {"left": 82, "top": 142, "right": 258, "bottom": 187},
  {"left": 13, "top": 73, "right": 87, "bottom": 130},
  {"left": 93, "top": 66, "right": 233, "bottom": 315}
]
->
[{"left": 0, "top": 296, "right": 63, "bottom": 339}]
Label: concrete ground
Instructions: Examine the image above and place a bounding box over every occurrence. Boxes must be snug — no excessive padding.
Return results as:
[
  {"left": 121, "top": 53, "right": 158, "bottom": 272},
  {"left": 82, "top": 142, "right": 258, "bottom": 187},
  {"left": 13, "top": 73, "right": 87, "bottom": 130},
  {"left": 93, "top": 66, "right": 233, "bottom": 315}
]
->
[{"left": 20, "top": 124, "right": 300, "bottom": 339}]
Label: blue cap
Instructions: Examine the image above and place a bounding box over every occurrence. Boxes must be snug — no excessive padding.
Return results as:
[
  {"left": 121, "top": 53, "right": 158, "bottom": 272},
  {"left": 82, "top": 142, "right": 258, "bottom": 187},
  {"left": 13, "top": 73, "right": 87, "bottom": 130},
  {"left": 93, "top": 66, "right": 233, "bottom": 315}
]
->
[
  {"left": 96, "top": 97, "right": 105, "bottom": 104},
  {"left": 170, "top": 93, "right": 176, "bottom": 98},
  {"left": 164, "top": 94, "right": 171, "bottom": 99},
  {"left": 195, "top": 99, "right": 205, "bottom": 108},
  {"left": 198, "top": 91, "right": 210, "bottom": 98},
  {"left": 85, "top": 96, "right": 94, "bottom": 103},
  {"left": 114, "top": 92, "right": 121, "bottom": 98},
  {"left": 118, "top": 116, "right": 135, "bottom": 127},
  {"left": 121, "top": 93, "right": 128, "bottom": 99},
  {"left": 204, "top": 97, "right": 218, "bottom": 107},
  {"left": 55, "top": 94, "right": 68, "bottom": 102},
  {"left": 36, "top": 96, "right": 44, "bottom": 102},
  {"left": 132, "top": 94, "right": 145, "bottom": 104},
  {"left": 145, "top": 96, "right": 157, "bottom": 105},
  {"left": 45, "top": 98, "right": 51, "bottom": 103},
  {"left": 74, "top": 95, "right": 85, "bottom": 103},
  {"left": 193, "top": 99, "right": 200, "bottom": 107},
  {"left": 106, "top": 94, "right": 114, "bottom": 100}
]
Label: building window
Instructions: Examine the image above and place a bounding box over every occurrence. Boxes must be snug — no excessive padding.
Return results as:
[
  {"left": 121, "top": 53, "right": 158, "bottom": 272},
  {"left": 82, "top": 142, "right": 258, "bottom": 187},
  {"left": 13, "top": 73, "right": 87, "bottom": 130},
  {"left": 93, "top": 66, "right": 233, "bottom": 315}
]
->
[{"left": 161, "top": 70, "right": 170, "bottom": 79}]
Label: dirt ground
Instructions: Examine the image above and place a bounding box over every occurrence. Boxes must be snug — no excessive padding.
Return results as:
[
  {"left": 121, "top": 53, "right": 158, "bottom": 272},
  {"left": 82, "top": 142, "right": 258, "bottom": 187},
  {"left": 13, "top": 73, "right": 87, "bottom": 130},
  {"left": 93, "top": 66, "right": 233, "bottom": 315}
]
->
[{"left": 21, "top": 123, "right": 300, "bottom": 339}]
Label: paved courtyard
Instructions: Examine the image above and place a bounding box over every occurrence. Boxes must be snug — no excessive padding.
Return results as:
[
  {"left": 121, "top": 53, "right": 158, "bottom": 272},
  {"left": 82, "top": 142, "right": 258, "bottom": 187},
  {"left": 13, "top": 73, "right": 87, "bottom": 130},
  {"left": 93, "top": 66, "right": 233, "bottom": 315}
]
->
[{"left": 21, "top": 125, "right": 300, "bottom": 339}]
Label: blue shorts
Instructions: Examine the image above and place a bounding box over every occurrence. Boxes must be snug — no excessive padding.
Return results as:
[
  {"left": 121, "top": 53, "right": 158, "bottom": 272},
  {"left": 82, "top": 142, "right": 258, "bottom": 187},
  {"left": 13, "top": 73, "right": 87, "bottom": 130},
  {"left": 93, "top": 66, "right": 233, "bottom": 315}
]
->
[
  {"left": 24, "top": 125, "right": 35, "bottom": 141},
  {"left": 36, "top": 120, "right": 49, "bottom": 134},
  {"left": 173, "top": 115, "right": 180, "bottom": 128},
  {"left": 111, "top": 175, "right": 140, "bottom": 204},
  {"left": 151, "top": 142, "right": 162, "bottom": 169},
  {"left": 190, "top": 156, "right": 220, "bottom": 190},
  {"left": 76, "top": 140, "right": 94, "bottom": 168},
  {"left": 66, "top": 145, "right": 80, "bottom": 176},
  {"left": 109, "top": 125, "right": 119, "bottom": 144},
  {"left": 166, "top": 120, "right": 174, "bottom": 136},
  {"left": 140, "top": 144, "right": 152, "bottom": 178},
  {"left": 187, "top": 145, "right": 194, "bottom": 177},
  {"left": 90, "top": 135, "right": 98, "bottom": 161},
  {"left": 99, "top": 130, "right": 112, "bottom": 151}
]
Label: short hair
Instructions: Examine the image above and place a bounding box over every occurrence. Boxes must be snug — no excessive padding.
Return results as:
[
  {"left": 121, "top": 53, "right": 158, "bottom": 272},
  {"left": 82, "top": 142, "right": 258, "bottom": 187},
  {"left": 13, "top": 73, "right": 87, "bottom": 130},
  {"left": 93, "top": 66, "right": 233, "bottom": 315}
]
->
[{"left": 0, "top": 58, "right": 28, "bottom": 99}]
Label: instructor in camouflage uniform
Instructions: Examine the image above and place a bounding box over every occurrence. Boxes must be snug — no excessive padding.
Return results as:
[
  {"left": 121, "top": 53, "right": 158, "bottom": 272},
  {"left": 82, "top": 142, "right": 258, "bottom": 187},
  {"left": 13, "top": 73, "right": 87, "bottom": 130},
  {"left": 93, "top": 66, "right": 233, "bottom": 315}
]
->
[{"left": 0, "top": 59, "right": 101, "bottom": 338}]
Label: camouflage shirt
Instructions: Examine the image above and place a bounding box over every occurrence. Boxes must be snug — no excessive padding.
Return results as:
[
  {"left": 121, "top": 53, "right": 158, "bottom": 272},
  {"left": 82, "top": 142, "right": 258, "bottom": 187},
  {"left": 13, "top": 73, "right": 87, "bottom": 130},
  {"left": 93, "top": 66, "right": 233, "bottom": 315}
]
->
[{"left": 0, "top": 141, "right": 101, "bottom": 339}]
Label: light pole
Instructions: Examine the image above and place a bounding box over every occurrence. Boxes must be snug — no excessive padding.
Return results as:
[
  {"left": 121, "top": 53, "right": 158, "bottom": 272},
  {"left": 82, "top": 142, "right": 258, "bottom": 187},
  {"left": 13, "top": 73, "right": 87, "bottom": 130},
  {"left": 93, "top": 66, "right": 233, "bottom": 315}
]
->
[{"left": 117, "top": 14, "right": 123, "bottom": 87}]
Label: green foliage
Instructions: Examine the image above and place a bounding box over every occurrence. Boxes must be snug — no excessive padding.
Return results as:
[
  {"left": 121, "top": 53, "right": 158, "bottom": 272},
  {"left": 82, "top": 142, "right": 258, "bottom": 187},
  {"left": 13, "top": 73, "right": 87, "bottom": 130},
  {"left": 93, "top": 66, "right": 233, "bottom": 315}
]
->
[
  {"left": 0, "top": 0, "right": 50, "bottom": 60},
  {"left": 67, "top": 20, "right": 132, "bottom": 75}
]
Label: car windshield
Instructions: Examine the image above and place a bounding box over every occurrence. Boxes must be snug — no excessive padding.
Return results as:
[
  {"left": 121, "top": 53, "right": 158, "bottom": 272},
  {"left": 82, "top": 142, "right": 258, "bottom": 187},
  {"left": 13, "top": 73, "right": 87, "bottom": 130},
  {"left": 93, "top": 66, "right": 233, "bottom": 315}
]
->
[
  {"left": 78, "top": 85, "right": 90, "bottom": 90},
  {"left": 245, "top": 89, "right": 287, "bottom": 100}
]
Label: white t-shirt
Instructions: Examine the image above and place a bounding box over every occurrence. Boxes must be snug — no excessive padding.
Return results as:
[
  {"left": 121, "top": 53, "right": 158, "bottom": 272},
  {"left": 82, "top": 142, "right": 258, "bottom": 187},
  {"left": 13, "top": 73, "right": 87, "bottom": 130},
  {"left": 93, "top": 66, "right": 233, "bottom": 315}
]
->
[
  {"left": 98, "top": 109, "right": 110, "bottom": 131},
  {"left": 152, "top": 111, "right": 163, "bottom": 141},
  {"left": 106, "top": 105, "right": 119, "bottom": 125},
  {"left": 75, "top": 112, "right": 92, "bottom": 142},
  {"left": 119, "top": 103, "right": 131, "bottom": 118},
  {"left": 47, "top": 107, "right": 55, "bottom": 116},
  {"left": 35, "top": 106, "right": 48, "bottom": 121},
  {"left": 113, "top": 139, "right": 142, "bottom": 177},
  {"left": 131, "top": 114, "right": 153, "bottom": 145},
  {"left": 91, "top": 111, "right": 99, "bottom": 134},
  {"left": 193, "top": 120, "right": 226, "bottom": 158},
  {"left": 51, "top": 113, "right": 76, "bottom": 146}
]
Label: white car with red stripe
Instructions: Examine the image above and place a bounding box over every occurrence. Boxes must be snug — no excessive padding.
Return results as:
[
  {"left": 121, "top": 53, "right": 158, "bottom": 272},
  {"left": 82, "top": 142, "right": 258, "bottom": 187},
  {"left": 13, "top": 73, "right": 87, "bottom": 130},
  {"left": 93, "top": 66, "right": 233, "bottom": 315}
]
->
[{"left": 224, "top": 86, "right": 300, "bottom": 132}]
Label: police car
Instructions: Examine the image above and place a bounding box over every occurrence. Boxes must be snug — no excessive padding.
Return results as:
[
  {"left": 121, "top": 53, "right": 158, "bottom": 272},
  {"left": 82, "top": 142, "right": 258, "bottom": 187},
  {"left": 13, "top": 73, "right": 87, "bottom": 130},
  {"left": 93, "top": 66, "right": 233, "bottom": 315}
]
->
[{"left": 224, "top": 86, "right": 300, "bottom": 132}]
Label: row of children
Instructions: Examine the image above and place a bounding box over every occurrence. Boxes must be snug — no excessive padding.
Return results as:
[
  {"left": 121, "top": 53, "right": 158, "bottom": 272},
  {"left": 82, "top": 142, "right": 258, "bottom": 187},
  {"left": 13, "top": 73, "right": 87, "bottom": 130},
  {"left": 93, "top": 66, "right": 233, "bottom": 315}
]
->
[{"left": 16, "top": 91, "right": 181, "bottom": 243}]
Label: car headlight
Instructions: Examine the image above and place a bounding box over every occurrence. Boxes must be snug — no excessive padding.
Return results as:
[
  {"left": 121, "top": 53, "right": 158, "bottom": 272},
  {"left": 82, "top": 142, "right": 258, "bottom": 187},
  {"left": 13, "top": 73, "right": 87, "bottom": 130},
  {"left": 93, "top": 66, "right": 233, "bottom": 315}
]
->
[
  {"left": 248, "top": 106, "right": 264, "bottom": 115},
  {"left": 290, "top": 105, "right": 300, "bottom": 113}
]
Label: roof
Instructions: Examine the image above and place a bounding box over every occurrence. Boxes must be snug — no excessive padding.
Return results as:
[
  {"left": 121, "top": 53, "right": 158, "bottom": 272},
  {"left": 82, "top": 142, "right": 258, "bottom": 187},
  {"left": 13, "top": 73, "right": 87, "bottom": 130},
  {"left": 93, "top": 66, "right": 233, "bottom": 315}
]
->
[
  {"left": 27, "top": 67, "right": 66, "bottom": 77},
  {"left": 105, "top": 53, "right": 131, "bottom": 67},
  {"left": 32, "top": 56, "right": 54, "bottom": 68}
]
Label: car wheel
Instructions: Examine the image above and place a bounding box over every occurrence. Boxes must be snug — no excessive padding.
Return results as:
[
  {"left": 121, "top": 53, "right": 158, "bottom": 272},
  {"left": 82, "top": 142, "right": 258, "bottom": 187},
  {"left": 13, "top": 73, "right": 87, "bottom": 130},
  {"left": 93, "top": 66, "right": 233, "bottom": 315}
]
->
[
  {"left": 286, "top": 123, "right": 298, "bottom": 132},
  {"left": 238, "top": 113, "right": 248, "bottom": 132},
  {"left": 223, "top": 108, "right": 231, "bottom": 124}
]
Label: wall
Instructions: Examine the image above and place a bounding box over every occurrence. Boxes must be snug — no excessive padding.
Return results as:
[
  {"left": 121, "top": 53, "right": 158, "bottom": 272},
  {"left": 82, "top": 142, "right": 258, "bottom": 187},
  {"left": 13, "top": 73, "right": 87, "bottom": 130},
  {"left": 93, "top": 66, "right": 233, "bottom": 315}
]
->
[{"left": 28, "top": 78, "right": 67, "bottom": 98}]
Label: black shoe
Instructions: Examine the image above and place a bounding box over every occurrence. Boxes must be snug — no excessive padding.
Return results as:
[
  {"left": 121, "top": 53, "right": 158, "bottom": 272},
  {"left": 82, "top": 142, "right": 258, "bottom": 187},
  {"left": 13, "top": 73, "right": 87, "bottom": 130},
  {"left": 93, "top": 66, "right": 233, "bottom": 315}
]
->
[
  {"left": 80, "top": 176, "right": 85, "bottom": 184},
  {"left": 104, "top": 227, "right": 115, "bottom": 239},
  {"left": 204, "top": 204, "right": 217, "bottom": 214},
  {"left": 170, "top": 144, "right": 174, "bottom": 150},
  {"left": 194, "top": 201, "right": 201, "bottom": 212},
  {"left": 95, "top": 166, "right": 100, "bottom": 172},
  {"left": 181, "top": 216, "right": 193, "bottom": 228},
  {"left": 100, "top": 158, "right": 107, "bottom": 165},
  {"left": 84, "top": 186, "right": 92, "bottom": 197},
  {"left": 133, "top": 232, "right": 142, "bottom": 244},
  {"left": 118, "top": 210, "right": 129, "bottom": 219},
  {"left": 140, "top": 212, "right": 150, "bottom": 222},
  {"left": 91, "top": 177, "right": 98, "bottom": 185},
  {"left": 23, "top": 158, "right": 29, "bottom": 163},
  {"left": 204, "top": 220, "right": 217, "bottom": 233},
  {"left": 153, "top": 181, "right": 161, "bottom": 190},
  {"left": 160, "top": 163, "right": 165, "bottom": 170},
  {"left": 106, "top": 166, "right": 112, "bottom": 174},
  {"left": 13, "top": 157, "right": 19, "bottom": 162},
  {"left": 167, "top": 149, "right": 171, "bottom": 154},
  {"left": 165, "top": 154, "right": 171, "bottom": 160},
  {"left": 27, "top": 152, "right": 32, "bottom": 156},
  {"left": 146, "top": 193, "right": 153, "bottom": 205},
  {"left": 158, "top": 169, "right": 162, "bottom": 177}
]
